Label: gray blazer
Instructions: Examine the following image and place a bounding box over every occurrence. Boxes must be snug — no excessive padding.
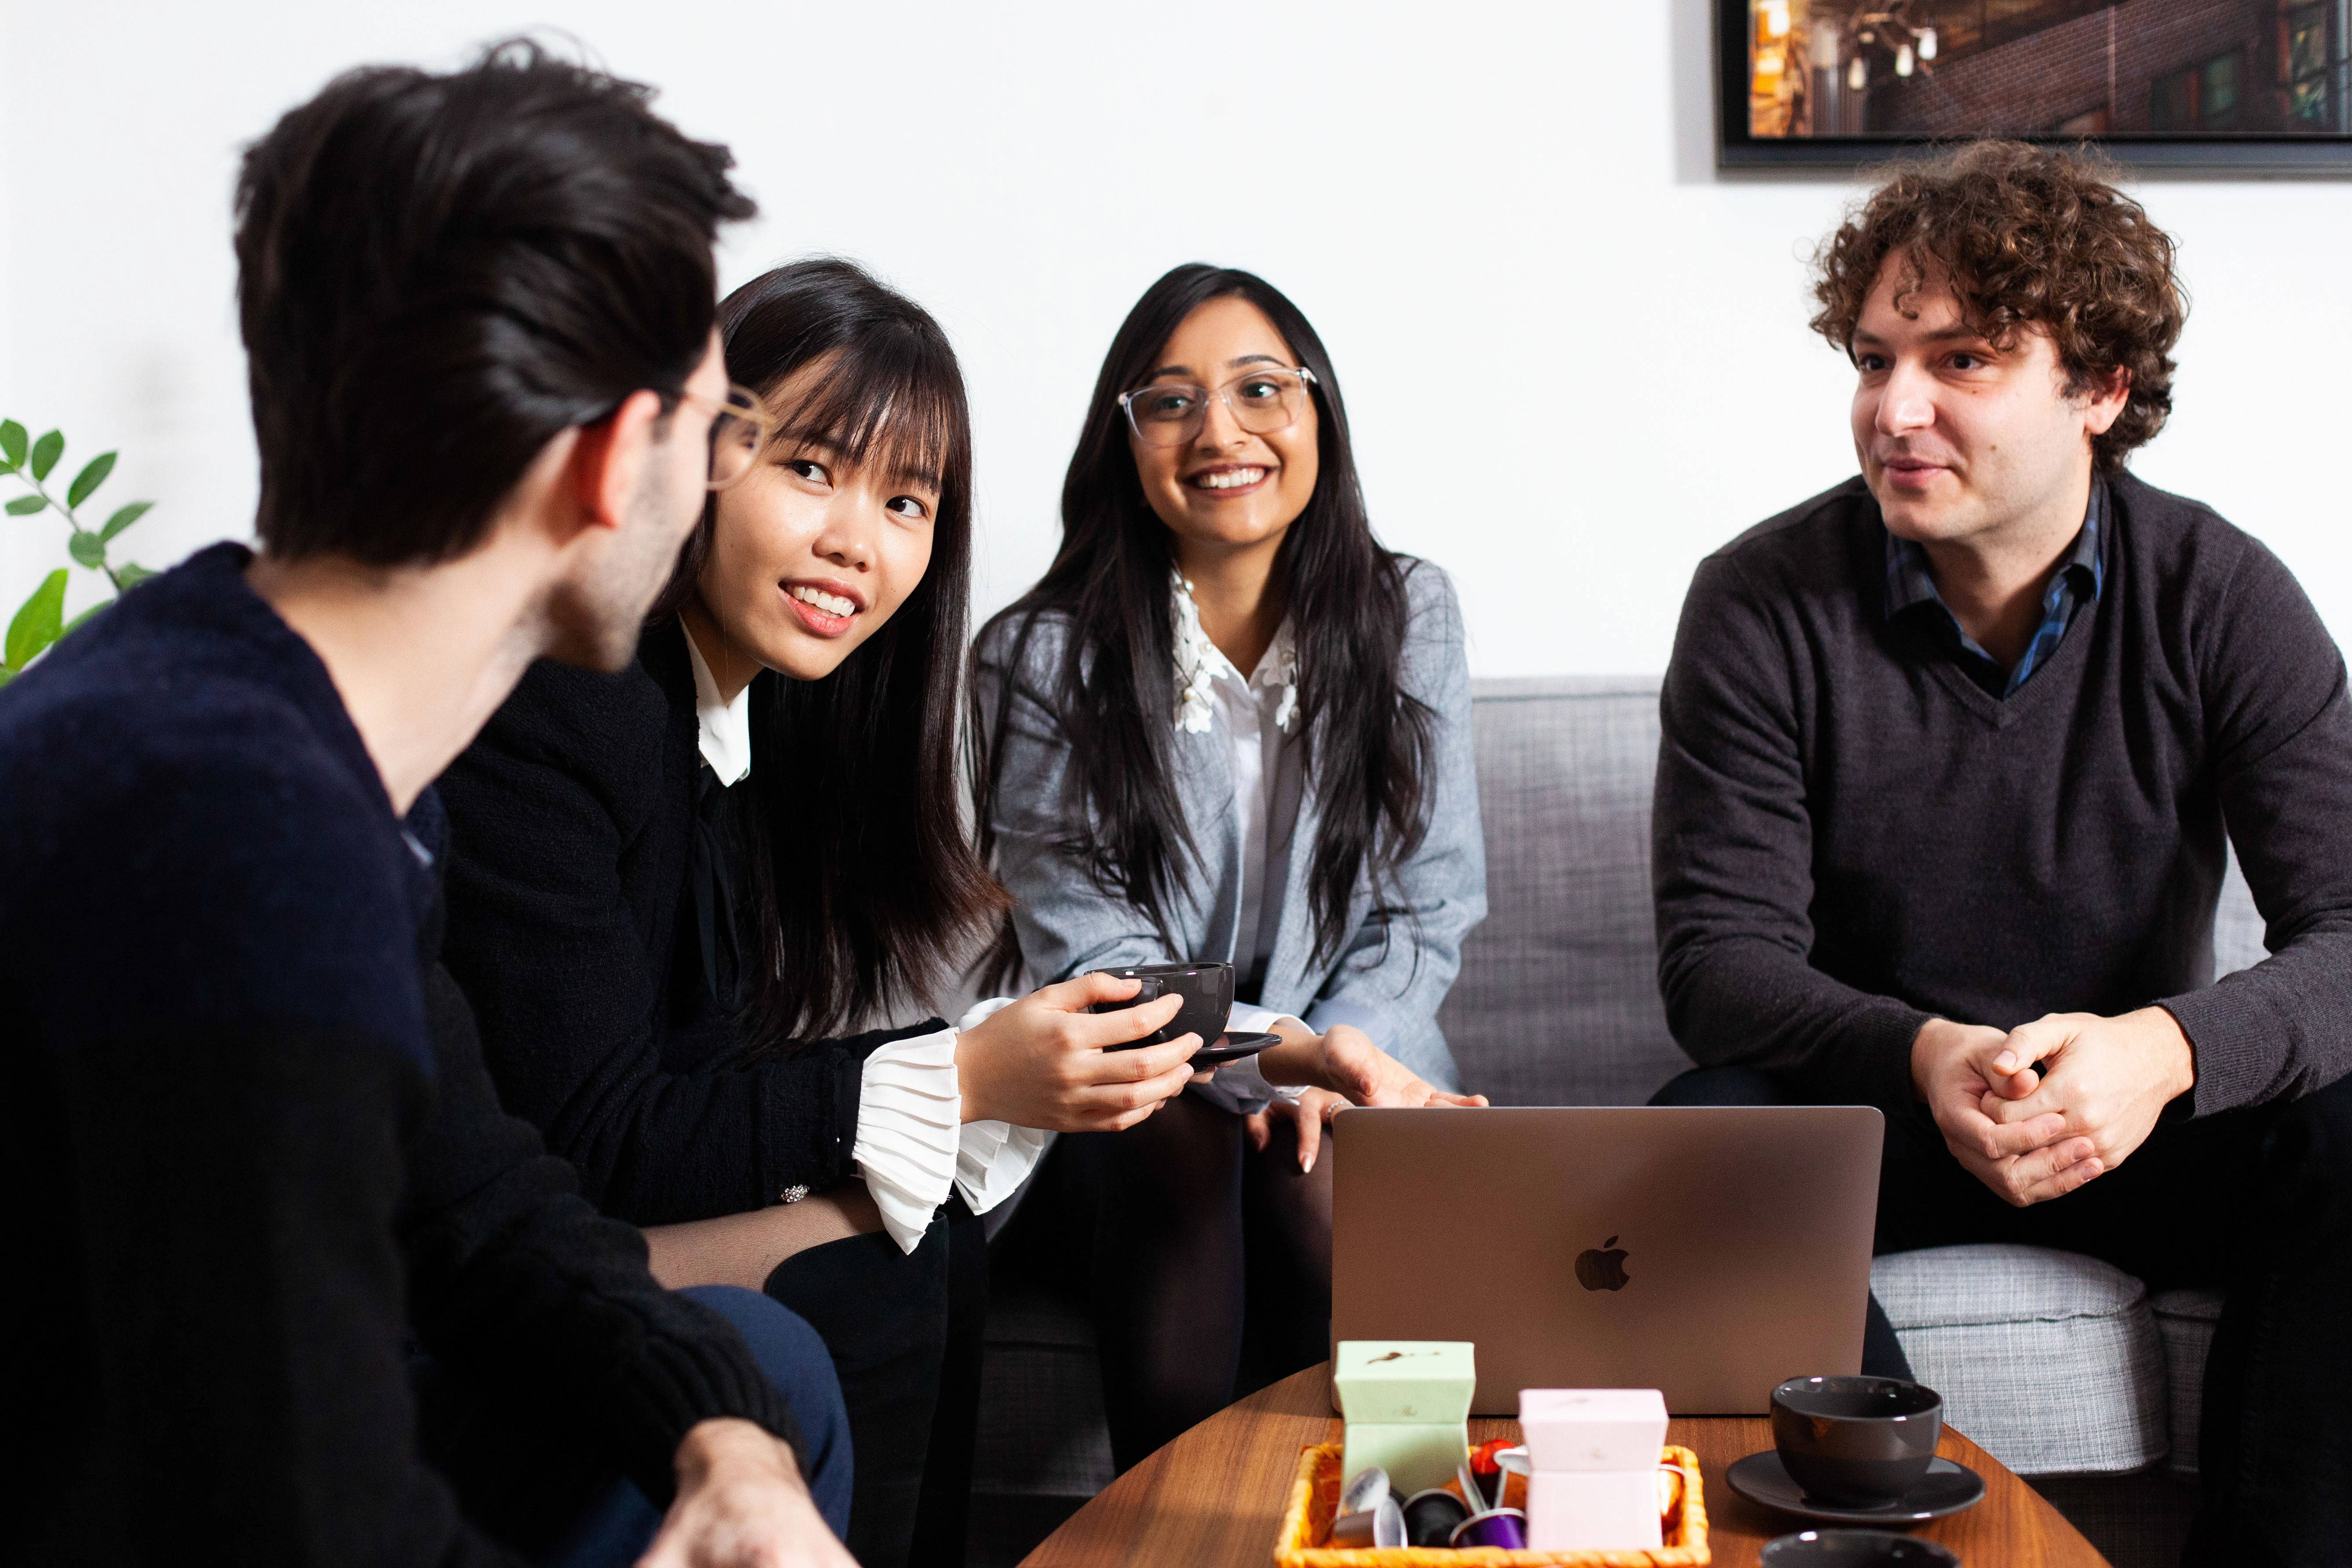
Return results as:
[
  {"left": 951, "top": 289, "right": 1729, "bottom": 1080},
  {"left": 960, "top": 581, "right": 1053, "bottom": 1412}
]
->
[{"left": 973, "top": 559, "right": 1487, "bottom": 1090}]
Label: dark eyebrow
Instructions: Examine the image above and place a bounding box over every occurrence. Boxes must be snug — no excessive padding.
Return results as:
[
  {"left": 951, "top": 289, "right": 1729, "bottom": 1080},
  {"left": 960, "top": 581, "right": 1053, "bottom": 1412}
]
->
[
  {"left": 1852, "top": 324, "right": 1996, "bottom": 348},
  {"left": 1143, "top": 352, "right": 1288, "bottom": 381}
]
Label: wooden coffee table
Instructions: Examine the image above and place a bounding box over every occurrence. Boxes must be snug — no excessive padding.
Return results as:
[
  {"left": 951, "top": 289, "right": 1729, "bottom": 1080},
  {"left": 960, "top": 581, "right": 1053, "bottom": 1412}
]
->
[{"left": 1021, "top": 1363, "right": 2108, "bottom": 1566}]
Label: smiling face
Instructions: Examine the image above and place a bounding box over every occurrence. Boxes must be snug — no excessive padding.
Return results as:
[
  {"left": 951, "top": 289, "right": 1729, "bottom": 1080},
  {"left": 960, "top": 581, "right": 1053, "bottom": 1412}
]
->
[
  {"left": 1850, "top": 252, "right": 2126, "bottom": 552},
  {"left": 1129, "top": 295, "right": 1320, "bottom": 565},
  {"left": 687, "top": 353, "right": 940, "bottom": 689}
]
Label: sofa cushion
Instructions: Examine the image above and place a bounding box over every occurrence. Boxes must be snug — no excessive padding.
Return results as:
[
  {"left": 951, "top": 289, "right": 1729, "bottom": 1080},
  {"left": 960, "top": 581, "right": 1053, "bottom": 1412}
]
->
[
  {"left": 1439, "top": 678, "right": 1684, "bottom": 1107},
  {"left": 2151, "top": 1288, "right": 2225, "bottom": 1477},
  {"left": 1871, "top": 1245, "right": 2167, "bottom": 1475}
]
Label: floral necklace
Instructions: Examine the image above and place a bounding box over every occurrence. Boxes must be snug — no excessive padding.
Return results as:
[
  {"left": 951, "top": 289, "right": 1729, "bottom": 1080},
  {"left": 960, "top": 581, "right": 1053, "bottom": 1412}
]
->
[{"left": 1171, "top": 570, "right": 1299, "bottom": 736}]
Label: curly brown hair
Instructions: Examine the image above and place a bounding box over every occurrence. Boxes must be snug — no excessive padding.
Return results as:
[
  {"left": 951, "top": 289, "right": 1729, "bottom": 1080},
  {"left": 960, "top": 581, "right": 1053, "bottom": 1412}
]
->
[{"left": 1810, "top": 141, "right": 2186, "bottom": 474}]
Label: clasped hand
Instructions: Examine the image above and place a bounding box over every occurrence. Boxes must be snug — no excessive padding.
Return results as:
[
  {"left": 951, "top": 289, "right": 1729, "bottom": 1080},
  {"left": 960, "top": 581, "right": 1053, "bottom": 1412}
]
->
[{"left": 1911, "top": 1008, "right": 2195, "bottom": 1208}]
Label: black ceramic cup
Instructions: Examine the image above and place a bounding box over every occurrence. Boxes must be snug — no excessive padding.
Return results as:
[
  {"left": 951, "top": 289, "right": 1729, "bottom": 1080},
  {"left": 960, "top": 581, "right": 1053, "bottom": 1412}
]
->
[
  {"left": 1759, "top": 1530, "right": 1960, "bottom": 1565},
  {"left": 1087, "top": 961, "right": 1233, "bottom": 1048},
  {"left": 1769, "top": 1376, "right": 1944, "bottom": 1507}
]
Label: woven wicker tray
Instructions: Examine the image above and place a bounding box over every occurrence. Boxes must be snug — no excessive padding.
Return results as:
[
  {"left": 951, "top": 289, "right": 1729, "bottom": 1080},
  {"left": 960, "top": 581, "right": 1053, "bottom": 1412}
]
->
[{"left": 1272, "top": 1440, "right": 1710, "bottom": 1566}]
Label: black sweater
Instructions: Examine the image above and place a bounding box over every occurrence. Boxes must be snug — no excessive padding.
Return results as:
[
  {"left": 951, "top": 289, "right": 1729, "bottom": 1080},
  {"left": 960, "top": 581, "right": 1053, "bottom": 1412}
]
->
[
  {"left": 1654, "top": 473, "right": 2352, "bottom": 1116},
  {"left": 438, "top": 620, "right": 934, "bottom": 1227},
  {"left": 0, "top": 546, "right": 801, "bottom": 1564}
]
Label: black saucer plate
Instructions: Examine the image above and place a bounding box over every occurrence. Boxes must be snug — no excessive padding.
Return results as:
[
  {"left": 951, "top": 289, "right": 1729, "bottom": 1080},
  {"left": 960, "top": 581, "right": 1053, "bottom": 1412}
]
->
[
  {"left": 1192, "top": 1030, "right": 1282, "bottom": 1065},
  {"left": 1726, "top": 1451, "right": 1985, "bottom": 1524}
]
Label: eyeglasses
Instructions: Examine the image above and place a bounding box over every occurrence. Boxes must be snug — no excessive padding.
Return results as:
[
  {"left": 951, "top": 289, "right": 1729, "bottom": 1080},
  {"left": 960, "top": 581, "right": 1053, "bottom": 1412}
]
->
[
  {"left": 680, "top": 383, "right": 776, "bottom": 492},
  {"left": 1116, "top": 365, "right": 1318, "bottom": 448}
]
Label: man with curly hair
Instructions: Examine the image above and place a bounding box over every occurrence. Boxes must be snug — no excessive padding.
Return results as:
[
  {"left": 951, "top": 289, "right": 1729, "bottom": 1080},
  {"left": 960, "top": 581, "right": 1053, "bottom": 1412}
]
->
[{"left": 1651, "top": 141, "right": 2352, "bottom": 1562}]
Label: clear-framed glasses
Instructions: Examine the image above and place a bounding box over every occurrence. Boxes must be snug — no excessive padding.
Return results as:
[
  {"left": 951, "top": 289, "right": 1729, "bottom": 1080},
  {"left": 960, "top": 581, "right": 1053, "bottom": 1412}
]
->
[
  {"left": 681, "top": 383, "right": 775, "bottom": 492},
  {"left": 1116, "top": 365, "right": 1318, "bottom": 448}
]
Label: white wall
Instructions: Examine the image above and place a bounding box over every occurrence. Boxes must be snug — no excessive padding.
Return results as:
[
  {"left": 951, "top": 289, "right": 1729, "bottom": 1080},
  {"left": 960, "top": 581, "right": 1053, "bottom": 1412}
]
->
[{"left": 4, "top": 0, "right": 2347, "bottom": 674}]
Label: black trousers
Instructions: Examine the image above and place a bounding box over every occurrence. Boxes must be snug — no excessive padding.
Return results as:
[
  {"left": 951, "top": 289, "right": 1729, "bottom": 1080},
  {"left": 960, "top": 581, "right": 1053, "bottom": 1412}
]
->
[
  {"left": 761, "top": 1194, "right": 986, "bottom": 1568},
  {"left": 1002, "top": 1090, "right": 1332, "bottom": 1473},
  {"left": 1652, "top": 1065, "right": 2352, "bottom": 1568}
]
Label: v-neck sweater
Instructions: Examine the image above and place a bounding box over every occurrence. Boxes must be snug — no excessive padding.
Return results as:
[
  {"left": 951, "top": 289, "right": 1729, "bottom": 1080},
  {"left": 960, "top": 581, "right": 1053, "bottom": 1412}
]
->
[{"left": 1653, "top": 472, "right": 2352, "bottom": 1118}]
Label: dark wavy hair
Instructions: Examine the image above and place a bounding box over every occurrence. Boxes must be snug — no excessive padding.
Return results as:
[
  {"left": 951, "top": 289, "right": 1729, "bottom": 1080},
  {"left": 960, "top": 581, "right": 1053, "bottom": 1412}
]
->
[
  {"left": 1810, "top": 140, "right": 2185, "bottom": 475},
  {"left": 651, "top": 259, "right": 1005, "bottom": 1046},
  {"left": 237, "top": 38, "right": 752, "bottom": 564},
  {"left": 972, "top": 263, "right": 1435, "bottom": 980}
]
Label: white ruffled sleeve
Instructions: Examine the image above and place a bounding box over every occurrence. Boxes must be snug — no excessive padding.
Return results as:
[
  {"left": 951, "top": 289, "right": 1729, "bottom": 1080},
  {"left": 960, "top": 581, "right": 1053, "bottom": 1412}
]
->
[{"left": 850, "top": 996, "right": 1050, "bottom": 1253}]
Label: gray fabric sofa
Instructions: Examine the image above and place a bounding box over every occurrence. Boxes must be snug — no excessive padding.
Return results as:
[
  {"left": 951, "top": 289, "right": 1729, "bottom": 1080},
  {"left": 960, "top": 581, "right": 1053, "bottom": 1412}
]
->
[{"left": 972, "top": 675, "right": 2253, "bottom": 1566}]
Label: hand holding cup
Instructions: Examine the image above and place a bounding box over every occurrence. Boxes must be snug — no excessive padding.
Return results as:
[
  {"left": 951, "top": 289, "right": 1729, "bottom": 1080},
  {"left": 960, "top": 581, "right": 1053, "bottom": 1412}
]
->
[{"left": 955, "top": 972, "right": 1199, "bottom": 1132}]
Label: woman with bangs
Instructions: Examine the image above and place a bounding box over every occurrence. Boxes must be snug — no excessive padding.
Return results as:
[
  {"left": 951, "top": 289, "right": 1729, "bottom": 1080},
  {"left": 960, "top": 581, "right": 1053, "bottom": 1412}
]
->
[
  {"left": 973, "top": 263, "right": 1490, "bottom": 1472},
  {"left": 435, "top": 259, "right": 1207, "bottom": 1568}
]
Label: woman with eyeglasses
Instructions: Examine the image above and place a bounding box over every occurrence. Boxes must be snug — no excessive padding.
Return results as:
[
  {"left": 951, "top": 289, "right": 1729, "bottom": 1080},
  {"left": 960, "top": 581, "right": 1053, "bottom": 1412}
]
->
[
  {"left": 433, "top": 259, "right": 1205, "bottom": 1568},
  {"left": 972, "top": 264, "right": 1490, "bottom": 1471}
]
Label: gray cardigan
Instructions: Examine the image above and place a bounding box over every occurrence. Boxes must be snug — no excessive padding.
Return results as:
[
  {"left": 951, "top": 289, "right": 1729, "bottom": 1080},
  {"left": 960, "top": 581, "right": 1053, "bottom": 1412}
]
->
[{"left": 973, "top": 559, "right": 1487, "bottom": 1090}]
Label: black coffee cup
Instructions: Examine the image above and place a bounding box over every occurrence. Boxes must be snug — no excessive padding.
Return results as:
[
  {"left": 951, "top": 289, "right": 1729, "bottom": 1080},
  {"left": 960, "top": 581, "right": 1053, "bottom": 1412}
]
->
[
  {"left": 1769, "top": 1376, "right": 1943, "bottom": 1507},
  {"left": 1087, "top": 961, "right": 1233, "bottom": 1049}
]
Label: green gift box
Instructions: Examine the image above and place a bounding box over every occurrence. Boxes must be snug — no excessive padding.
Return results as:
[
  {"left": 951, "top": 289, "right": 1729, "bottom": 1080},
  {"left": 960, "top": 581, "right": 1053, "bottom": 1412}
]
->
[{"left": 1334, "top": 1340, "right": 1476, "bottom": 1496}]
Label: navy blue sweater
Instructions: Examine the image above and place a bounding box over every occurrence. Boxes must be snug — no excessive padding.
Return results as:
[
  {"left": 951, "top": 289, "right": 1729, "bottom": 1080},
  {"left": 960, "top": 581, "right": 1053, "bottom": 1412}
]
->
[{"left": 0, "top": 545, "right": 801, "bottom": 1564}]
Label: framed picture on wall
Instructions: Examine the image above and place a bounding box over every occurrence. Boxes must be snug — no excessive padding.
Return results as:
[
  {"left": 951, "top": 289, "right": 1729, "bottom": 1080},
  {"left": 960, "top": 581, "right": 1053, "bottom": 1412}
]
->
[{"left": 1719, "top": 0, "right": 2352, "bottom": 171}]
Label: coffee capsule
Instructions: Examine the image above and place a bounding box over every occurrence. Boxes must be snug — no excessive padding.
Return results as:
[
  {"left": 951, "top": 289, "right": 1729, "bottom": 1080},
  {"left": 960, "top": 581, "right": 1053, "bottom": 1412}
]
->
[
  {"left": 1401, "top": 1488, "right": 1470, "bottom": 1549},
  {"left": 1327, "top": 1497, "right": 1405, "bottom": 1549},
  {"left": 1495, "top": 1446, "right": 1532, "bottom": 1512},
  {"left": 1339, "top": 1466, "right": 1390, "bottom": 1516},
  {"left": 1449, "top": 1506, "right": 1530, "bottom": 1550}
]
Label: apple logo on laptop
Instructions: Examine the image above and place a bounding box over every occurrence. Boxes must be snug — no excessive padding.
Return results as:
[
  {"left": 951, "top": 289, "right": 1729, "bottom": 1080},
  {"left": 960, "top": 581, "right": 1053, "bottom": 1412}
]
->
[{"left": 1575, "top": 1235, "right": 1630, "bottom": 1292}]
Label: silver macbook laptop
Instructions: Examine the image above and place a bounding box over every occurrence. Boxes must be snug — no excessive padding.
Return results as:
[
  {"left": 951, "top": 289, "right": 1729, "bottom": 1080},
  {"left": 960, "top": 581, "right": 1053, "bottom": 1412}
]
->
[{"left": 1330, "top": 1105, "right": 1883, "bottom": 1415}]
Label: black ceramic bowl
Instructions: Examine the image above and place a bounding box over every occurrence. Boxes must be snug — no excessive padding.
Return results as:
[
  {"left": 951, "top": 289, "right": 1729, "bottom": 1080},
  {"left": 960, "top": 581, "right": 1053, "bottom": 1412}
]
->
[
  {"left": 1087, "top": 961, "right": 1234, "bottom": 1048},
  {"left": 1770, "top": 1376, "right": 1944, "bottom": 1507},
  {"left": 1759, "top": 1530, "right": 1961, "bottom": 1565}
]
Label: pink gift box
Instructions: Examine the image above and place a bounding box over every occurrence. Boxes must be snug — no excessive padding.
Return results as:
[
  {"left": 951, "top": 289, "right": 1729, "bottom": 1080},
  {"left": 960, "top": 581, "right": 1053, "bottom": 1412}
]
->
[
  {"left": 1518, "top": 1388, "right": 1668, "bottom": 1472},
  {"left": 1524, "top": 1468, "right": 1665, "bottom": 1552}
]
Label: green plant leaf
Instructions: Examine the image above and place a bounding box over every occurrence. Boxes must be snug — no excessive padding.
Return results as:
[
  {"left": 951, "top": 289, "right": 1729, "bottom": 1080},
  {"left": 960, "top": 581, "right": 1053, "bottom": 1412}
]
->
[
  {"left": 114, "top": 562, "right": 157, "bottom": 589},
  {"left": 4, "top": 495, "right": 45, "bottom": 517},
  {"left": 59, "top": 599, "right": 112, "bottom": 640},
  {"left": 29, "top": 430, "right": 63, "bottom": 482},
  {"left": 68, "top": 530, "right": 106, "bottom": 568},
  {"left": 5, "top": 568, "right": 68, "bottom": 670},
  {"left": 0, "top": 421, "right": 24, "bottom": 468},
  {"left": 67, "top": 451, "right": 116, "bottom": 508},
  {"left": 100, "top": 501, "right": 153, "bottom": 541}
]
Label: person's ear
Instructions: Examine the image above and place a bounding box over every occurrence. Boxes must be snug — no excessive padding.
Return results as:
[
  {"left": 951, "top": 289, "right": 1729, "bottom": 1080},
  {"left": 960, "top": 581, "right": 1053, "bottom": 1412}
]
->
[
  {"left": 2079, "top": 366, "right": 2132, "bottom": 438},
  {"left": 566, "top": 387, "right": 671, "bottom": 539}
]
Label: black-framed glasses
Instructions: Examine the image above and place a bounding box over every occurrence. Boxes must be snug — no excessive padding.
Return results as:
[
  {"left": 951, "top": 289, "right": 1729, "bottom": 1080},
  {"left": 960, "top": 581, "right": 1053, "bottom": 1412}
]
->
[
  {"left": 681, "top": 383, "right": 776, "bottom": 492},
  {"left": 1116, "top": 365, "right": 1318, "bottom": 448}
]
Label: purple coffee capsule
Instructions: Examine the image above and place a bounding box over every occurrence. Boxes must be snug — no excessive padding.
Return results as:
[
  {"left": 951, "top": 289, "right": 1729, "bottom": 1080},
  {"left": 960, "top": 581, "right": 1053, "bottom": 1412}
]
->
[{"left": 1449, "top": 1506, "right": 1529, "bottom": 1551}]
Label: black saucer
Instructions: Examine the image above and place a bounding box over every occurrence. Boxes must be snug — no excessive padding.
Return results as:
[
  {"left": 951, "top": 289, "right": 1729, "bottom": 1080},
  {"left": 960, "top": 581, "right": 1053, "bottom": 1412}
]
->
[
  {"left": 1727, "top": 1451, "right": 1985, "bottom": 1524},
  {"left": 1192, "top": 1030, "right": 1282, "bottom": 1065}
]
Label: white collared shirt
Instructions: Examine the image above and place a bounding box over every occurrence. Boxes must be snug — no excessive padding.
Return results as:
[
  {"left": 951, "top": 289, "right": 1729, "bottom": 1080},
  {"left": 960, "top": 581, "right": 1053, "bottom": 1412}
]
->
[
  {"left": 682, "top": 621, "right": 1043, "bottom": 1252},
  {"left": 1170, "top": 579, "right": 1310, "bottom": 1114}
]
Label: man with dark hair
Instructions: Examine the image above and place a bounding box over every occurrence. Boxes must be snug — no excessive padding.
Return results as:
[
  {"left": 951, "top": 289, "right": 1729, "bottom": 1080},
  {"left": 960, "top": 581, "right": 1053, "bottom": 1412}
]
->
[
  {"left": 1, "top": 44, "right": 856, "bottom": 1567},
  {"left": 1652, "top": 141, "right": 2352, "bottom": 1562}
]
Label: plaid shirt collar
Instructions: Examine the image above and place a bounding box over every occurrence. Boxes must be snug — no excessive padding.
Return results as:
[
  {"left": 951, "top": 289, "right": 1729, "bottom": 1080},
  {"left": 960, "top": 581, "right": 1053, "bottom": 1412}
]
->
[{"left": 1882, "top": 478, "right": 2106, "bottom": 698}]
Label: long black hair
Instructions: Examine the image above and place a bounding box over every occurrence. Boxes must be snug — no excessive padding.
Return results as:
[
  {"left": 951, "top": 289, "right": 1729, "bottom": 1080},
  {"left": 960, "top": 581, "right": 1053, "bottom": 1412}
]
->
[
  {"left": 973, "top": 263, "right": 1435, "bottom": 976},
  {"left": 654, "top": 258, "right": 1005, "bottom": 1046}
]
